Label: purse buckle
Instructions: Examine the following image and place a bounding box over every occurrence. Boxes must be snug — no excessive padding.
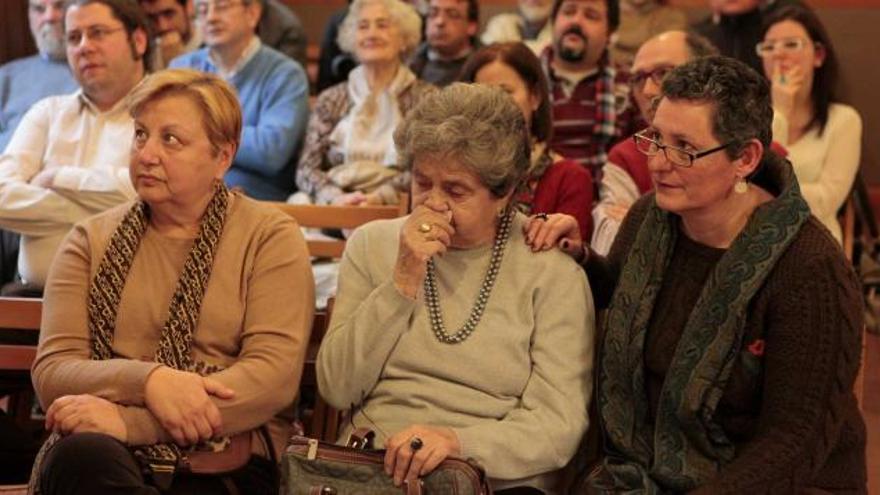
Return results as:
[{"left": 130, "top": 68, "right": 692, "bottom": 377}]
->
[
  {"left": 307, "top": 439, "right": 319, "bottom": 460},
  {"left": 345, "top": 427, "right": 375, "bottom": 450}
]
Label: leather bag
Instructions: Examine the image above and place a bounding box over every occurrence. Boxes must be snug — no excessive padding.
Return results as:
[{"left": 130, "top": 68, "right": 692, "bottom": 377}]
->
[
  {"left": 281, "top": 431, "right": 492, "bottom": 495},
  {"left": 180, "top": 431, "right": 254, "bottom": 474}
]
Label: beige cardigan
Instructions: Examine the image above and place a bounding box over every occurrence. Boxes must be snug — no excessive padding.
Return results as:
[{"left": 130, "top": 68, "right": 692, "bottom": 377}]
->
[{"left": 32, "top": 193, "right": 315, "bottom": 458}]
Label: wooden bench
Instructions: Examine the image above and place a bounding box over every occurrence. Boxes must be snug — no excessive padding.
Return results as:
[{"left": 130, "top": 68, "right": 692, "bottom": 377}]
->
[
  {"left": 0, "top": 297, "right": 41, "bottom": 423},
  {"left": 0, "top": 297, "right": 41, "bottom": 493},
  {"left": 270, "top": 201, "right": 407, "bottom": 258}
]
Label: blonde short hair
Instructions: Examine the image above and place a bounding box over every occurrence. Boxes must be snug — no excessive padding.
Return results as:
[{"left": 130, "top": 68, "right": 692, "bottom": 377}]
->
[
  {"left": 337, "top": 0, "right": 423, "bottom": 62},
  {"left": 126, "top": 69, "right": 242, "bottom": 155}
]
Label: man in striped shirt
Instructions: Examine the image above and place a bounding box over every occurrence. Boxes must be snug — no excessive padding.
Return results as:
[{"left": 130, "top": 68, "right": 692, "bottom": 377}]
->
[{"left": 541, "top": 0, "right": 641, "bottom": 182}]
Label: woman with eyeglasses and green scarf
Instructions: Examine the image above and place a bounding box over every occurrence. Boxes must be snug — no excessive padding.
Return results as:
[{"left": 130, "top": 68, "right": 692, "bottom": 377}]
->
[{"left": 526, "top": 55, "right": 866, "bottom": 493}]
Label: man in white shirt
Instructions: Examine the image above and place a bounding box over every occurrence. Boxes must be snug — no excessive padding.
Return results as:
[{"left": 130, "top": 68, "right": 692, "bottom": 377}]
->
[{"left": 0, "top": 0, "right": 150, "bottom": 293}]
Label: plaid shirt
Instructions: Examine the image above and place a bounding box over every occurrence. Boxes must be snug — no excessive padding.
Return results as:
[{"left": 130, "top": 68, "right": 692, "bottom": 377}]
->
[{"left": 541, "top": 48, "right": 642, "bottom": 182}]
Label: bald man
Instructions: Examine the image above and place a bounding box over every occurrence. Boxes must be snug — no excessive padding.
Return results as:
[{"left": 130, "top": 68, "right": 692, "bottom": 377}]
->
[{"left": 591, "top": 30, "right": 717, "bottom": 253}]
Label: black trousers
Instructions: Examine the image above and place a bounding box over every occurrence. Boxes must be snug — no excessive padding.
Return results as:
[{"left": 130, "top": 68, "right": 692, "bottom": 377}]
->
[
  {"left": 0, "top": 228, "right": 19, "bottom": 287},
  {"left": 39, "top": 433, "right": 277, "bottom": 495}
]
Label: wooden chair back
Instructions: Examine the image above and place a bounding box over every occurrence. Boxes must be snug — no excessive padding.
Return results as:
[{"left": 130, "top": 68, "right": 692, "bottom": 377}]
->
[
  {"left": 0, "top": 297, "right": 41, "bottom": 372},
  {"left": 0, "top": 297, "right": 42, "bottom": 448},
  {"left": 270, "top": 199, "right": 408, "bottom": 258},
  {"left": 303, "top": 297, "right": 341, "bottom": 442}
]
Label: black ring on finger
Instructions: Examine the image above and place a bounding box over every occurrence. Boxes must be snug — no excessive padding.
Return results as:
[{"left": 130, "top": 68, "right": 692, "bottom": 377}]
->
[
  {"left": 409, "top": 436, "right": 423, "bottom": 452},
  {"left": 535, "top": 212, "right": 549, "bottom": 221}
]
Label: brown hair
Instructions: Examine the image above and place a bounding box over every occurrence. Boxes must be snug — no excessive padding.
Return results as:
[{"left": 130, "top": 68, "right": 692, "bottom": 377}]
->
[{"left": 459, "top": 42, "right": 553, "bottom": 143}]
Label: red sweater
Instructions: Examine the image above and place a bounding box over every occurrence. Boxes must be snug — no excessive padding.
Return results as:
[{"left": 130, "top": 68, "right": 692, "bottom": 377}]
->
[{"left": 528, "top": 158, "right": 594, "bottom": 239}]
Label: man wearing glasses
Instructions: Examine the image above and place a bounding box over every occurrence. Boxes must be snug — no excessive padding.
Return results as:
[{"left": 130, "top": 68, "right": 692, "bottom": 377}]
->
[
  {"left": 0, "top": 0, "right": 149, "bottom": 295},
  {"left": 591, "top": 30, "right": 716, "bottom": 254},
  {"left": 541, "top": 0, "right": 641, "bottom": 182},
  {"left": 139, "top": 0, "right": 308, "bottom": 69},
  {"left": 409, "top": 0, "right": 480, "bottom": 87},
  {"left": 0, "top": 0, "right": 78, "bottom": 152},
  {"left": 170, "top": 0, "right": 308, "bottom": 201}
]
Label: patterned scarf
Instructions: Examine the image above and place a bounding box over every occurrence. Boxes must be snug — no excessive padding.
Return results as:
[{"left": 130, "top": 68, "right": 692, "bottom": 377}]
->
[
  {"left": 30, "top": 182, "right": 230, "bottom": 493},
  {"left": 590, "top": 157, "right": 810, "bottom": 493}
]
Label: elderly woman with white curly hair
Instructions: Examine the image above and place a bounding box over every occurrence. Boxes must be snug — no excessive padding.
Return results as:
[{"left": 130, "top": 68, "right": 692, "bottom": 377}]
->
[
  {"left": 316, "top": 83, "right": 595, "bottom": 494},
  {"left": 295, "top": 0, "right": 433, "bottom": 206}
]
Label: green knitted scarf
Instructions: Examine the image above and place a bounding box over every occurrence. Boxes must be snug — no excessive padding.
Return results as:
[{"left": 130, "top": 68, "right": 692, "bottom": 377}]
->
[{"left": 591, "top": 158, "right": 811, "bottom": 493}]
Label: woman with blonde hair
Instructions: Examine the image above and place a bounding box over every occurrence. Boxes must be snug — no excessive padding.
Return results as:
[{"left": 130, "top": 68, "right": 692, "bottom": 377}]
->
[
  {"left": 30, "top": 69, "right": 314, "bottom": 494},
  {"left": 295, "top": 0, "right": 433, "bottom": 206}
]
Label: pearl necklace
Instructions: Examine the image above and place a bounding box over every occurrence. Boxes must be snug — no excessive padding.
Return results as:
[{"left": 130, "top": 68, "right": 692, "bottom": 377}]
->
[{"left": 423, "top": 209, "right": 514, "bottom": 344}]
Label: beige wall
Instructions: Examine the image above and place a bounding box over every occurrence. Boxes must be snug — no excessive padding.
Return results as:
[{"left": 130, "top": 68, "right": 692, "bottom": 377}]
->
[{"left": 288, "top": 0, "right": 878, "bottom": 183}]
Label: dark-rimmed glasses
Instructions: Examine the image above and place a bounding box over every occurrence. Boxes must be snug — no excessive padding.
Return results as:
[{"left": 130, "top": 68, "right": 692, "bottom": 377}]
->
[
  {"left": 633, "top": 131, "right": 735, "bottom": 168},
  {"left": 630, "top": 65, "right": 674, "bottom": 89}
]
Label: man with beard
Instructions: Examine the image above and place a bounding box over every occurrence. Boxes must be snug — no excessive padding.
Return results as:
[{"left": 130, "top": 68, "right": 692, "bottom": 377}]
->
[
  {"left": 542, "top": 0, "right": 641, "bottom": 182},
  {"left": 0, "top": 0, "right": 149, "bottom": 294},
  {"left": 409, "top": 0, "right": 479, "bottom": 86},
  {"left": 0, "top": 0, "right": 78, "bottom": 151},
  {"left": 171, "top": 0, "right": 308, "bottom": 201},
  {"left": 482, "top": 0, "right": 555, "bottom": 55}
]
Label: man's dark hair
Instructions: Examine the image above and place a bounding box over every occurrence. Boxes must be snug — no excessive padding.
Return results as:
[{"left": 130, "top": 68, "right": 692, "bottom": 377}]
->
[
  {"left": 660, "top": 55, "right": 772, "bottom": 158},
  {"left": 138, "top": 0, "right": 187, "bottom": 6},
  {"left": 66, "top": 0, "right": 154, "bottom": 72},
  {"left": 551, "top": 0, "right": 620, "bottom": 33},
  {"left": 465, "top": 0, "right": 479, "bottom": 23}
]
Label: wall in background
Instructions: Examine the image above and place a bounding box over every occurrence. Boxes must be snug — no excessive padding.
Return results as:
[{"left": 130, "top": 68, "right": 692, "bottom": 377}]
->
[{"left": 0, "top": 0, "right": 36, "bottom": 64}]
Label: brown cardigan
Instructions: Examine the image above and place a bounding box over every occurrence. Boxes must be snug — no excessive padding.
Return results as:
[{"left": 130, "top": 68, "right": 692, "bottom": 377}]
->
[{"left": 586, "top": 195, "right": 867, "bottom": 493}]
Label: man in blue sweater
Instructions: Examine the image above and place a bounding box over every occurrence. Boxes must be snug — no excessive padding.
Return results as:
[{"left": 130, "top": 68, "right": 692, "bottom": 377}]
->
[
  {"left": 171, "top": 0, "right": 308, "bottom": 200},
  {"left": 0, "top": 0, "right": 78, "bottom": 151}
]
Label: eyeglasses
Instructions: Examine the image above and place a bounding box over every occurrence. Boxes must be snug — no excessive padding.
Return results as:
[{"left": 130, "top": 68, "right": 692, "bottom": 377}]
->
[
  {"left": 630, "top": 65, "right": 674, "bottom": 89},
  {"left": 633, "top": 131, "right": 735, "bottom": 168},
  {"left": 755, "top": 37, "right": 814, "bottom": 57},
  {"left": 65, "top": 26, "right": 125, "bottom": 47},
  {"left": 194, "top": 0, "right": 247, "bottom": 17}
]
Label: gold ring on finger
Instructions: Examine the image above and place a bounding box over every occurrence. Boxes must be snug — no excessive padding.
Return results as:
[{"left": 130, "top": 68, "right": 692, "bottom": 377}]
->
[{"left": 418, "top": 222, "right": 432, "bottom": 233}]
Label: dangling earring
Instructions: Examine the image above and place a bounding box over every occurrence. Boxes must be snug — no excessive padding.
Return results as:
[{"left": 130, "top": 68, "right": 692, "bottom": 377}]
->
[{"left": 734, "top": 177, "right": 749, "bottom": 194}]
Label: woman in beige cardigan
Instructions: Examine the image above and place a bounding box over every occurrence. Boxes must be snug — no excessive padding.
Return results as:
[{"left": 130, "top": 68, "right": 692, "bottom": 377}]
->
[
  {"left": 317, "top": 84, "right": 595, "bottom": 494},
  {"left": 30, "top": 69, "right": 314, "bottom": 494}
]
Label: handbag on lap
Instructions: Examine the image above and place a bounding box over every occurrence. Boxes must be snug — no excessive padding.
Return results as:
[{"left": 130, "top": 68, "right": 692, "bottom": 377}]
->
[{"left": 281, "top": 429, "right": 492, "bottom": 495}]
